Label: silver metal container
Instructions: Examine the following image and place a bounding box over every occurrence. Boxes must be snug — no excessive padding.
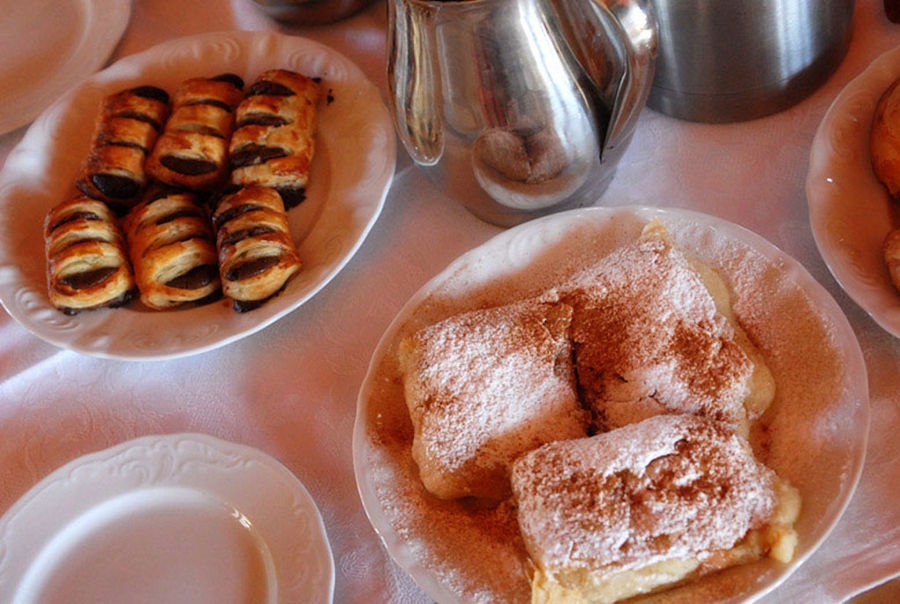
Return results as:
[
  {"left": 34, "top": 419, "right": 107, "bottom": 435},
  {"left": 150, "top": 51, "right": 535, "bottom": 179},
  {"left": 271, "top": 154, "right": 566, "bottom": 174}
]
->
[
  {"left": 249, "top": 0, "right": 377, "bottom": 24},
  {"left": 387, "top": 0, "right": 658, "bottom": 227},
  {"left": 648, "top": 0, "right": 856, "bottom": 123}
]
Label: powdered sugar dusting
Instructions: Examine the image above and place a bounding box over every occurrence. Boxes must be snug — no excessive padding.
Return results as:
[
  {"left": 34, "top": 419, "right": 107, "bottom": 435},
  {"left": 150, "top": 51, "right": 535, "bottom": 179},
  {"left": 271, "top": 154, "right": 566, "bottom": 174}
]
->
[
  {"left": 354, "top": 208, "right": 868, "bottom": 603},
  {"left": 511, "top": 414, "right": 777, "bottom": 571},
  {"left": 560, "top": 224, "right": 755, "bottom": 431},
  {"left": 398, "top": 299, "right": 588, "bottom": 500}
]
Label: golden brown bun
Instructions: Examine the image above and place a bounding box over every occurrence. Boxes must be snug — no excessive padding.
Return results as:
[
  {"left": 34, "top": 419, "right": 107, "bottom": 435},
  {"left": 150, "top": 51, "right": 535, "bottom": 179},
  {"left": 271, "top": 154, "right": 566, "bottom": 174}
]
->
[
  {"left": 44, "top": 196, "right": 136, "bottom": 314},
  {"left": 146, "top": 74, "right": 244, "bottom": 191},
  {"left": 398, "top": 298, "right": 590, "bottom": 501},
  {"left": 212, "top": 185, "right": 301, "bottom": 312},
  {"left": 229, "top": 69, "right": 321, "bottom": 208},
  {"left": 871, "top": 78, "right": 900, "bottom": 198},
  {"left": 123, "top": 189, "right": 220, "bottom": 310},
  {"left": 511, "top": 414, "right": 800, "bottom": 603}
]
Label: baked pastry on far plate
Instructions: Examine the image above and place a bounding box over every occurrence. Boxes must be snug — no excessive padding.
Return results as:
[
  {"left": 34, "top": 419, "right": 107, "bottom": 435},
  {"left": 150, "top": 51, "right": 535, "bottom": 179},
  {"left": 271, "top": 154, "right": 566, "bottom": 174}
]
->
[
  {"left": 212, "top": 185, "right": 302, "bottom": 312},
  {"left": 229, "top": 69, "right": 322, "bottom": 208},
  {"left": 870, "top": 77, "right": 900, "bottom": 199},
  {"left": 75, "top": 85, "right": 170, "bottom": 211},
  {"left": 123, "top": 188, "right": 220, "bottom": 310},
  {"left": 511, "top": 413, "right": 801, "bottom": 604},
  {"left": 44, "top": 196, "right": 136, "bottom": 314},
  {"left": 146, "top": 73, "right": 244, "bottom": 191}
]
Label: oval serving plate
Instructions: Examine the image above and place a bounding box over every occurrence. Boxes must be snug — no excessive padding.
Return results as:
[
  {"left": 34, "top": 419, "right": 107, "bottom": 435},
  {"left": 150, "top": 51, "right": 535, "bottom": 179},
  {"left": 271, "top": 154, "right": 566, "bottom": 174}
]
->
[
  {"left": 353, "top": 206, "right": 869, "bottom": 603},
  {"left": 0, "top": 433, "right": 334, "bottom": 603},
  {"left": 807, "top": 44, "right": 900, "bottom": 337},
  {"left": 0, "top": 30, "right": 395, "bottom": 360}
]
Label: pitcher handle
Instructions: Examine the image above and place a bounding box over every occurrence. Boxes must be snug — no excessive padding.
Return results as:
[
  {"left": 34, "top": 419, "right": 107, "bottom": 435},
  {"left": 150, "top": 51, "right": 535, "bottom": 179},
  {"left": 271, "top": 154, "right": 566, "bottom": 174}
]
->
[
  {"left": 387, "top": 0, "right": 443, "bottom": 166},
  {"left": 601, "top": 0, "right": 657, "bottom": 157}
]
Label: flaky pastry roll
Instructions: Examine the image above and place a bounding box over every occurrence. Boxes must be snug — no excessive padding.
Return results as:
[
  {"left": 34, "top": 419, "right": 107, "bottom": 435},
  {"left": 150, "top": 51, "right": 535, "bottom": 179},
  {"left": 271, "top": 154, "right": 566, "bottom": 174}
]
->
[
  {"left": 123, "top": 188, "right": 220, "bottom": 310},
  {"left": 146, "top": 73, "right": 244, "bottom": 191},
  {"left": 212, "top": 185, "right": 301, "bottom": 312},
  {"left": 76, "top": 86, "right": 170, "bottom": 211},
  {"left": 229, "top": 69, "right": 321, "bottom": 208},
  {"left": 44, "top": 196, "right": 136, "bottom": 314}
]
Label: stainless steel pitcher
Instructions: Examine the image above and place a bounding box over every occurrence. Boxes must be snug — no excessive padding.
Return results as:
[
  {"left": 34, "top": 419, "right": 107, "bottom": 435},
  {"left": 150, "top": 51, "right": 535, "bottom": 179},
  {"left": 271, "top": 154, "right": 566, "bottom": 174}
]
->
[{"left": 387, "top": 0, "right": 658, "bottom": 226}]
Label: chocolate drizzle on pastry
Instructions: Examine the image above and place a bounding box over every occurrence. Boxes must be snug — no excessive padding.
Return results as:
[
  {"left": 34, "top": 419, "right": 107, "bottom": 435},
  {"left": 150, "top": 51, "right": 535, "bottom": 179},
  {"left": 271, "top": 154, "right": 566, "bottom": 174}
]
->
[
  {"left": 76, "top": 86, "right": 170, "bottom": 211},
  {"left": 45, "top": 68, "right": 321, "bottom": 315},
  {"left": 146, "top": 73, "right": 244, "bottom": 191},
  {"left": 212, "top": 185, "right": 301, "bottom": 312},
  {"left": 229, "top": 69, "right": 321, "bottom": 209},
  {"left": 44, "top": 196, "right": 136, "bottom": 314},
  {"left": 123, "top": 188, "right": 221, "bottom": 310}
]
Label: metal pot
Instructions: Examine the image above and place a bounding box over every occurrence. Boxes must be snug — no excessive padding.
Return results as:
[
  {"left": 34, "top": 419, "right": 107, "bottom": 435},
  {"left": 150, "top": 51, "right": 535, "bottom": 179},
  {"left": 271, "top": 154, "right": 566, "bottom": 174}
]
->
[{"left": 648, "top": 0, "right": 856, "bottom": 123}]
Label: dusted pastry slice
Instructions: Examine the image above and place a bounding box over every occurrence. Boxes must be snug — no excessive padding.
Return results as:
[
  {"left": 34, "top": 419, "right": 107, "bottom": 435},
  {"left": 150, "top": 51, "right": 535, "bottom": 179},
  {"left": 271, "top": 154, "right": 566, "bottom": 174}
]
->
[
  {"left": 123, "top": 188, "right": 220, "bottom": 310},
  {"left": 76, "top": 85, "right": 170, "bottom": 211},
  {"left": 229, "top": 69, "right": 321, "bottom": 208},
  {"left": 146, "top": 73, "right": 244, "bottom": 191},
  {"left": 397, "top": 298, "right": 590, "bottom": 501},
  {"left": 44, "top": 196, "right": 136, "bottom": 314},
  {"left": 212, "top": 185, "right": 301, "bottom": 312},
  {"left": 561, "top": 221, "right": 774, "bottom": 436},
  {"left": 511, "top": 414, "right": 800, "bottom": 604}
]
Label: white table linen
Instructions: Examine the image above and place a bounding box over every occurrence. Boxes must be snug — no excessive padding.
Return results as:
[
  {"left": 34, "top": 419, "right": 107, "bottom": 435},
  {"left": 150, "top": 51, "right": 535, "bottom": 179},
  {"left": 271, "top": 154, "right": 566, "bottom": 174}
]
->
[{"left": 0, "top": 0, "right": 898, "bottom": 602}]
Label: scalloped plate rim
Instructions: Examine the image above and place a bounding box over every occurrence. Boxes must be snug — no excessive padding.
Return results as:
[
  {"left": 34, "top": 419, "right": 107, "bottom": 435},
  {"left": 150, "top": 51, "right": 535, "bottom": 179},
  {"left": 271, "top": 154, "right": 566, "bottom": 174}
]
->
[
  {"left": 0, "top": 432, "right": 335, "bottom": 603},
  {"left": 0, "top": 30, "right": 396, "bottom": 360},
  {"left": 0, "top": 0, "right": 130, "bottom": 135},
  {"left": 806, "top": 44, "right": 900, "bottom": 338}
]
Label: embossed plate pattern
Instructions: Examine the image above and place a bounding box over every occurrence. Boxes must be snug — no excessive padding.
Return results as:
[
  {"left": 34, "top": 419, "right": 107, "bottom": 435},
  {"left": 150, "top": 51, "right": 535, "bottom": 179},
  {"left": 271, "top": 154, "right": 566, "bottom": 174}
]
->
[
  {"left": 0, "top": 433, "right": 334, "bottom": 603},
  {"left": 0, "top": 31, "right": 395, "bottom": 360},
  {"left": 0, "top": 0, "right": 129, "bottom": 135},
  {"left": 354, "top": 206, "right": 869, "bottom": 603},
  {"left": 807, "top": 45, "right": 900, "bottom": 337}
]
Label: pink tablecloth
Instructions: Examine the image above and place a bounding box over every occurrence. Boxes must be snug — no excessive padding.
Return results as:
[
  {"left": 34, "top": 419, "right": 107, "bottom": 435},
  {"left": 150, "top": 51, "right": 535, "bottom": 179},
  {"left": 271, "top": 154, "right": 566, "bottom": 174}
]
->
[{"left": 0, "top": 0, "right": 897, "bottom": 602}]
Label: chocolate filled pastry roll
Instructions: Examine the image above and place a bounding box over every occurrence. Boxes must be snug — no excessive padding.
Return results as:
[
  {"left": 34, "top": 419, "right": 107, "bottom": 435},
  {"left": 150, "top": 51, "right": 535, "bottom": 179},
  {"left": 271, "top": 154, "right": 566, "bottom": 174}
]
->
[
  {"left": 229, "top": 69, "right": 321, "bottom": 208},
  {"left": 76, "top": 86, "right": 170, "bottom": 211},
  {"left": 123, "top": 188, "right": 221, "bottom": 310},
  {"left": 44, "top": 196, "right": 136, "bottom": 314},
  {"left": 212, "top": 186, "right": 301, "bottom": 312},
  {"left": 146, "top": 73, "right": 244, "bottom": 191}
]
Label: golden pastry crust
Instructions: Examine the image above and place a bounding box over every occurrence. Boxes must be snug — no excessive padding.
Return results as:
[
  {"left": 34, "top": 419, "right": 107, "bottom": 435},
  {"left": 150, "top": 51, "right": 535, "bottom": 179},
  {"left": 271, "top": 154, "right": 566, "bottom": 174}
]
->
[
  {"left": 123, "top": 189, "right": 220, "bottom": 310},
  {"left": 146, "top": 74, "right": 244, "bottom": 191},
  {"left": 229, "top": 69, "right": 321, "bottom": 208},
  {"left": 212, "top": 185, "right": 301, "bottom": 312},
  {"left": 44, "top": 196, "right": 136, "bottom": 314},
  {"left": 76, "top": 86, "right": 170, "bottom": 211},
  {"left": 511, "top": 414, "right": 800, "bottom": 603},
  {"left": 397, "top": 298, "right": 590, "bottom": 501},
  {"left": 871, "top": 78, "right": 900, "bottom": 198},
  {"left": 884, "top": 227, "right": 900, "bottom": 292}
]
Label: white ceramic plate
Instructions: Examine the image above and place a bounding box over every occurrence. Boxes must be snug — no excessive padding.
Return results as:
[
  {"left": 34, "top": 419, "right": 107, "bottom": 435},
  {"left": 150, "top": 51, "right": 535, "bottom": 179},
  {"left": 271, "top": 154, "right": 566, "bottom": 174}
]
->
[
  {"left": 353, "top": 206, "right": 869, "bottom": 603},
  {"left": 0, "top": 0, "right": 130, "bottom": 135},
  {"left": 807, "top": 45, "right": 900, "bottom": 337},
  {"left": 0, "top": 433, "right": 334, "bottom": 603},
  {"left": 0, "top": 30, "right": 395, "bottom": 360}
]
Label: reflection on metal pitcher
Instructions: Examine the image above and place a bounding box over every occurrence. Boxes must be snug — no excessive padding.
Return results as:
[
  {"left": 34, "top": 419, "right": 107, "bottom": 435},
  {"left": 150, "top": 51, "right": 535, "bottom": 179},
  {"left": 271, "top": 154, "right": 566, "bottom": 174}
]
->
[{"left": 387, "top": 0, "right": 658, "bottom": 226}]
